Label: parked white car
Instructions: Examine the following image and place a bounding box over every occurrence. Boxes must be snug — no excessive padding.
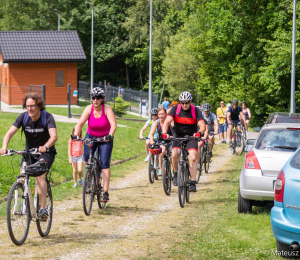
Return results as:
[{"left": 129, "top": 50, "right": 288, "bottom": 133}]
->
[{"left": 238, "top": 123, "right": 300, "bottom": 213}]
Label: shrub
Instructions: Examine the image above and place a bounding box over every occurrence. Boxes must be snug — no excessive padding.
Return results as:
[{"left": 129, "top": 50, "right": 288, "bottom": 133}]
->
[{"left": 110, "top": 97, "right": 131, "bottom": 117}]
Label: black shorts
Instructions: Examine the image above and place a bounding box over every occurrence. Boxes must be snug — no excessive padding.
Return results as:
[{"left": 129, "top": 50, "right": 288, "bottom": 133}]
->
[
  {"left": 21, "top": 151, "right": 55, "bottom": 170},
  {"left": 172, "top": 134, "right": 198, "bottom": 152}
]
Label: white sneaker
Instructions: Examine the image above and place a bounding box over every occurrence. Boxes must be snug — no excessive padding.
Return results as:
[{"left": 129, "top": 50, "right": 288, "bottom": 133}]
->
[
  {"left": 246, "top": 131, "right": 249, "bottom": 136},
  {"left": 144, "top": 154, "right": 150, "bottom": 162}
]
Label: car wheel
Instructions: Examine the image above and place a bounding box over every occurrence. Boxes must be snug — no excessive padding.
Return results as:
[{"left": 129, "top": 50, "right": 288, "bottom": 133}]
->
[
  {"left": 276, "top": 240, "right": 300, "bottom": 259},
  {"left": 238, "top": 189, "right": 252, "bottom": 213}
]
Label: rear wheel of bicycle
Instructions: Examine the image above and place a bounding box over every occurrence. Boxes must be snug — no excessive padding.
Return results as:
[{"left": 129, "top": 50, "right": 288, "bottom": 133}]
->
[
  {"left": 148, "top": 155, "right": 155, "bottom": 183},
  {"left": 7, "top": 181, "right": 30, "bottom": 245},
  {"left": 162, "top": 159, "right": 171, "bottom": 195},
  {"left": 196, "top": 158, "right": 202, "bottom": 184},
  {"left": 83, "top": 168, "right": 94, "bottom": 216},
  {"left": 205, "top": 154, "right": 210, "bottom": 173},
  {"left": 178, "top": 164, "right": 186, "bottom": 208},
  {"left": 36, "top": 185, "right": 53, "bottom": 237},
  {"left": 235, "top": 133, "right": 245, "bottom": 156}
]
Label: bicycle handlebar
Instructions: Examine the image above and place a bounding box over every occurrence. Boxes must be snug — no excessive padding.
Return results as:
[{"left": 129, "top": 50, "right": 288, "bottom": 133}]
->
[
  {"left": 71, "top": 136, "right": 106, "bottom": 145},
  {"left": 168, "top": 135, "right": 199, "bottom": 142},
  {"left": 1, "top": 148, "right": 41, "bottom": 157},
  {"left": 138, "top": 137, "right": 149, "bottom": 140}
]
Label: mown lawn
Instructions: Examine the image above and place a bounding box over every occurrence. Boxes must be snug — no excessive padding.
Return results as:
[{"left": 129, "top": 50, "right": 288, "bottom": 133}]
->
[{"left": 0, "top": 111, "right": 147, "bottom": 198}]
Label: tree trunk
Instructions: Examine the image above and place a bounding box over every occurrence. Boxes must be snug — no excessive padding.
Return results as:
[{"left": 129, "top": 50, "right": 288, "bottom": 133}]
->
[
  {"left": 138, "top": 64, "right": 144, "bottom": 90},
  {"left": 126, "top": 63, "right": 130, "bottom": 87}
]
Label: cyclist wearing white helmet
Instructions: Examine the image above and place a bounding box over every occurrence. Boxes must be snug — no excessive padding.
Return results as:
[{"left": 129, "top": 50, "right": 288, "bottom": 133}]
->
[
  {"left": 139, "top": 108, "right": 159, "bottom": 162},
  {"left": 227, "top": 99, "right": 246, "bottom": 148},
  {"left": 74, "top": 87, "right": 117, "bottom": 202},
  {"left": 162, "top": 91, "right": 205, "bottom": 192}
]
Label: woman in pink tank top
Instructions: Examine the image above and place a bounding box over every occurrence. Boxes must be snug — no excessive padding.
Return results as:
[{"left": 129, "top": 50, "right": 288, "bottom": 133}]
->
[{"left": 74, "top": 87, "right": 117, "bottom": 203}]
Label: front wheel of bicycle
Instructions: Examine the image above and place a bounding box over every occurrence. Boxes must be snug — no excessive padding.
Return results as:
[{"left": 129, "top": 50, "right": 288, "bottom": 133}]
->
[
  {"left": 36, "top": 185, "right": 53, "bottom": 237},
  {"left": 178, "top": 164, "right": 186, "bottom": 208},
  {"left": 148, "top": 155, "right": 155, "bottom": 183},
  {"left": 162, "top": 159, "right": 171, "bottom": 196},
  {"left": 96, "top": 171, "right": 106, "bottom": 209},
  {"left": 186, "top": 166, "right": 190, "bottom": 203},
  {"left": 230, "top": 135, "right": 236, "bottom": 155},
  {"left": 83, "top": 168, "right": 94, "bottom": 216},
  {"left": 7, "top": 181, "right": 31, "bottom": 245},
  {"left": 235, "top": 133, "right": 245, "bottom": 156},
  {"left": 205, "top": 154, "right": 210, "bottom": 173}
]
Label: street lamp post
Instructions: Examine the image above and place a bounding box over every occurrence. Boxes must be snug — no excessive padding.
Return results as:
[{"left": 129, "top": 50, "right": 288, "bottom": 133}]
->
[
  {"left": 291, "top": 0, "right": 296, "bottom": 113},
  {"left": 148, "top": 0, "right": 153, "bottom": 119},
  {"left": 86, "top": 2, "right": 94, "bottom": 91},
  {"left": 54, "top": 9, "right": 60, "bottom": 31}
]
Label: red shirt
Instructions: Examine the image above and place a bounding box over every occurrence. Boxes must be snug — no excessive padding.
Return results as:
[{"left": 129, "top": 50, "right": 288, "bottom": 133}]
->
[{"left": 68, "top": 139, "right": 83, "bottom": 157}]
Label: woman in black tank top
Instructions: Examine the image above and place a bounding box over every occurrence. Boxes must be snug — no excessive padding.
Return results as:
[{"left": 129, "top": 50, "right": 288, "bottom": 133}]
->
[{"left": 150, "top": 108, "right": 173, "bottom": 175}]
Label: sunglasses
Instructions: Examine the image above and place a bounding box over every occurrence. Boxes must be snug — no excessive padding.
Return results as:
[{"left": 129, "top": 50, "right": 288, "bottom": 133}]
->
[
  {"left": 152, "top": 114, "right": 158, "bottom": 116},
  {"left": 180, "top": 101, "right": 190, "bottom": 105},
  {"left": 92, "top": 96, "right": 103, "bottom": 100}
]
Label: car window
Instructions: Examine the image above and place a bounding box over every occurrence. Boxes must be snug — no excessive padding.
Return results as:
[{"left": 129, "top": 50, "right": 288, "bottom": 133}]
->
[
  {"left": 290, "top": 150, "right": 300, "bottom": 169},
  {"left": 275, "top": 117, "right": 300, "bottom": 123},
  {"left": 255, "top": 129, "right": 300, "bottom": 151}
]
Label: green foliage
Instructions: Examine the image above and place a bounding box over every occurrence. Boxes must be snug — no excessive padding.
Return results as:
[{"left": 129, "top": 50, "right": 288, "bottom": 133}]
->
[{"left": 110, "top": 97, "right": 131, "bottom": 117}]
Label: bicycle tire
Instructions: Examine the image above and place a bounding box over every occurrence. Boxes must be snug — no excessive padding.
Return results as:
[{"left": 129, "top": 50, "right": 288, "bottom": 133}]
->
[
  {"left": 230, "top": 133, "right": 236, "bottom": 155},
  {"left": 177, "top": 164, "right": 186, "bottom": 208},
  {"left": 96, "top": 170, "right": 106, "bottom": 209},
  {"left": 7, "top": 181, "right": 30, "bottom": 245},
  {"left": 83, "top": 168, "right": 94, "bottom": 216},
  {"left": 148, "top": 155, "right": 155, "bottom": 183},
  {"left": 154, "top": 155, "right": 158, "bottom": 180},
  {"left": 235, "top": 133, "right": 245, "bottom": 156},
  {"left": 162, "top": 159, "right": 171, "bottom": 195},
  {"left": 205, "top": 154, "right": 210, "bottom": 173},
  {"left": 36, "top": 185, "right": 53, "bottom": 237},
  {"left": 186, "top": 165, "right": 190, "bottom": 203},
  {"left": 196, "top": 148, "right": 203, "bottom": 183}
]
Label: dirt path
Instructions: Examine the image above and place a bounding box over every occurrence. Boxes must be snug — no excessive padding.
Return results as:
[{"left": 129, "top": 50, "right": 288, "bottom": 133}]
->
[{"left": 0, "top": 146, "right": 232, "bottom": 259}]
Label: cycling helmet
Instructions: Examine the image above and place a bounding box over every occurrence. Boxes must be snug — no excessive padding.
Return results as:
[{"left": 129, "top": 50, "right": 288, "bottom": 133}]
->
[
  {"left": 202, "top": 103, "right": 211, "bottom": 112},
  {"left": 25, "top": 159, "right": 49, "bottom": 177},
  {"left": 150, "top": 108, "right": 158, "bottom": 115},
  {"left": 179, "top": 91, "right": 192, "bottom": 101},
  {"left": 232, "top": 99, "right": 238, "bottom": 104},
  {"left": 149, "top": 144, "right": 162, "bottom": 155},
  {"left": 91, "top": 87, "right": 105, "bottom": 97},
  {"left": 241, "top": 101, "right": 246, "bottom": 105}
]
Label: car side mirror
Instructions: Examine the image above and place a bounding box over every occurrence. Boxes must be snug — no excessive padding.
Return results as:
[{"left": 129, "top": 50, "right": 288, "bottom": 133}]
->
[
  {"left": 253, "top": 127, "right": 261, "bottom": 132},
  {"left": 244, "top": 145, "right": 253, "bottom": 152}
]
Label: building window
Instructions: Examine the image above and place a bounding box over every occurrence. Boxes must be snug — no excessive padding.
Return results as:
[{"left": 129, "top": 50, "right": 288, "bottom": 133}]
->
[{"left": 54, "top": 68, "right": 66, "bottom": 87}]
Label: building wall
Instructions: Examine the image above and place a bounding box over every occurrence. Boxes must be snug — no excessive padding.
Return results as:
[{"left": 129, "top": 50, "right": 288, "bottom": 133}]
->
[
  {"left": 0, "top": 53, "right": 10, "bottom": 104},
  {"left": 1, "top": 60, "right": 78, "bottom": 105}
]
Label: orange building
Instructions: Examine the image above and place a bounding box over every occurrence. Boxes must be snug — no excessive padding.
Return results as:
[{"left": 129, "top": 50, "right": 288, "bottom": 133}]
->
[{"left": 0, "top": 31, "right": 86, "bottom": 105}]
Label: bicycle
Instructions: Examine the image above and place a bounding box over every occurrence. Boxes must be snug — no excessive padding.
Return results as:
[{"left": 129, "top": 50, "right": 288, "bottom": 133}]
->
[
  {"left": 2, "top": 148, "right": 53, "bottom": 245},
  {"left": 197, "top": 134, "right": 213, "bottom": 183},
  {"left": 168, "top": 136, "right": 199, "bottom": 208},
  {"left": 73, "top": 136, "right": 107, "bottom": 215},
  {"left": 139, "top": 137, "right": 159, "bottom": 183},
  {"left": 230, "top": 122, "right": 245, "bottom": 156},
  {"left": 161, "top": 141, "right": 173, "bottom": 195}
]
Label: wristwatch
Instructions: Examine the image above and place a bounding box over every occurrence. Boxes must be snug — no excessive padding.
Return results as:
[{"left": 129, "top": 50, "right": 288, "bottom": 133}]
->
[{"left": 44, "top": 146, "right": 50, "bottom": 152}]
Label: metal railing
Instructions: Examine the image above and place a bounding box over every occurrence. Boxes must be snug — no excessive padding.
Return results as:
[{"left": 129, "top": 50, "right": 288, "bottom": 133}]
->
[{"left": 78, "top": 81, "right": 159, "bottom": 115}]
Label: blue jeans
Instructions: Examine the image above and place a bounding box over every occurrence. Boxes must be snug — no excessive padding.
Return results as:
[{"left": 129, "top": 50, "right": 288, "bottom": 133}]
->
[{"left": 83, "top": 133, "right": 114, "bottom": 169}]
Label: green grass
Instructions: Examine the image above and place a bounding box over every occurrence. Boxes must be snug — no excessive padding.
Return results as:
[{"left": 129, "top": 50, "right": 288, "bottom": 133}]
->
[
  {"left": 0, "top": 112, "right": 147, "bottom": 198},
  {"left": 158, "top": 153, "right": 278, "bottom": 259}
]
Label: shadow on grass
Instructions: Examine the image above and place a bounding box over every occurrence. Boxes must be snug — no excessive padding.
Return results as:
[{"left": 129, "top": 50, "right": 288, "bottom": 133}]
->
[{"left": 250, "top": 205, "right": 273, "bottom": 215}]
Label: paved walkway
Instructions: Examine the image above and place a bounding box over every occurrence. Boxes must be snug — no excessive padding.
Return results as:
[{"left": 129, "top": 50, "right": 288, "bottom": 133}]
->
[{"left": 0, "top": 101, "right": 127, "bottom": 127}]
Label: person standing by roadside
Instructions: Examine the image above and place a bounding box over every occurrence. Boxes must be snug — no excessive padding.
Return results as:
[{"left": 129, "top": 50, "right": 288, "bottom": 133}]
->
[
  {"left": 241, "top": 101, "right": 251, "bottom": 135},
  {"left": 118, "top": 86, "right": 124, "bottom": 98},
  {"left": 217, "top": 101, "right": 227, "bottom": 143},
  {"left": 68, "top": 127, "right": 84, "bottom": 188},
  {"left": 162, "top": 97, "right": 170, "bottom": 110}
]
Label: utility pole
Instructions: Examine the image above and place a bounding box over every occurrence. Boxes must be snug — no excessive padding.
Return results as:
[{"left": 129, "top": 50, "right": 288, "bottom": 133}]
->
[
  {"left": 148, "top": 0, "right": 153, "bottom": 119},
  {"left": 86, "top": 2, "right": 94, "bottom": 91},
  {"left": 54, "top": 9, "right": 60, "bottom": 31},
  {"left": 291, "top": 0, "right": 296, "bottom": 113}
]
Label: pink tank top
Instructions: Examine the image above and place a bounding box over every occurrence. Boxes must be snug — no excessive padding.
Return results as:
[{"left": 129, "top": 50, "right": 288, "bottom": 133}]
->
[{"left": 87, "top": 105, "right": 111, "bottom": 137}]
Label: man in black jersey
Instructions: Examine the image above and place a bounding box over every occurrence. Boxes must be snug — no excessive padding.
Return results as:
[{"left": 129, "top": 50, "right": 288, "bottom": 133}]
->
[
  {"left": 0, "top": 93, "right": 57, "bottom": 221},
  {"left": 227, "top": 99, "right": 246, "bottom": 147},
  {"left": 162, "top": 91, "right": 205, "bottom": 192}
]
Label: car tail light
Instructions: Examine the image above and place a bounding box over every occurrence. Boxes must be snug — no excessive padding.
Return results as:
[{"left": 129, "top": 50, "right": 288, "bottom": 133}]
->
[
  {"left": 274, "top": 169, "right": 285, "bottom": 202},
  {"left": 287, "top": 127, "right": 300, "bottom": 130},
  {"left": 245, "top": 150, "right": 261, "bottom": 169}
]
